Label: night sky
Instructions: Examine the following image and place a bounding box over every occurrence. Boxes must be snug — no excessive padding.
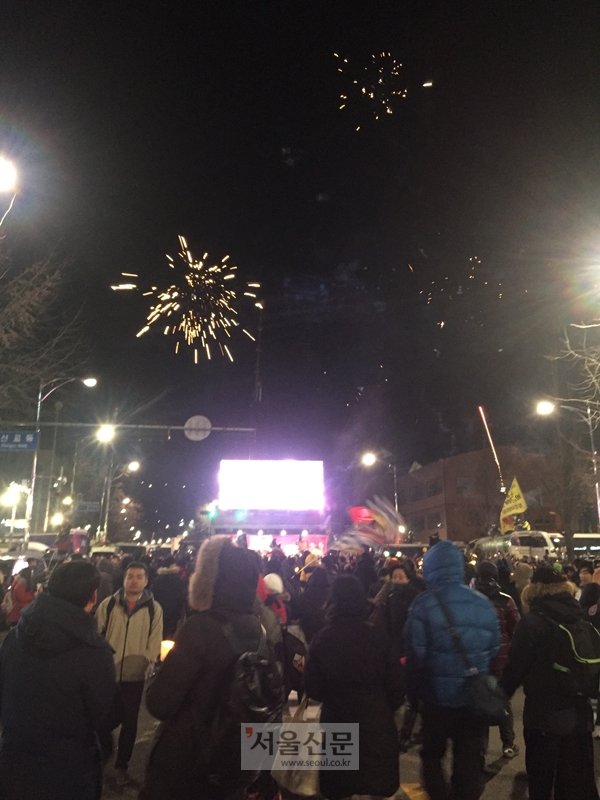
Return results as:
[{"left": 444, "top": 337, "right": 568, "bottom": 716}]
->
[{"left": 2, "top": 1, "right": 600, "bottom": 531}]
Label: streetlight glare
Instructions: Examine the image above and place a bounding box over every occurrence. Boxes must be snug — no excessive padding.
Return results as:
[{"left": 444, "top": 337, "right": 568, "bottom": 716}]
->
[
  {"left": 82, "top": 377, "right": 97, "bottom": 387},
  {"left": 128, "top": 461, "right": 140, "bottom": 472},
  {"left": 361, "top": 452, "right": 377, "bottom": 467},
  {"left": 536, "top": 401, "right": 556, "bottom": 416},
  {"left": 0, "top": 157, "right": 17, "bottom": 193},
  {"left": 50, "top": 512, "right": 64, "bottom": 527},
  {"left": 97, "top": 424, "right": 115, "bottom": 442},
  {"left": 1, "top": 489, "right": 19, "bottom": 507},
  {"left": 122, "top": 497, "right": 131, "bottom": 505},
  {"left": 62, "top": 496, "right": 73, "bottom": 506}
]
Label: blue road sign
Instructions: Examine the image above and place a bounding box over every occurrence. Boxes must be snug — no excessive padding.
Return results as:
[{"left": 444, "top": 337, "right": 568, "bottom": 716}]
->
[
  {"left": 0, "top": 431, "right": 38, "bottom": 452},
  {"left": 77, "top": 501, "right": 101, "bottom": 513}
]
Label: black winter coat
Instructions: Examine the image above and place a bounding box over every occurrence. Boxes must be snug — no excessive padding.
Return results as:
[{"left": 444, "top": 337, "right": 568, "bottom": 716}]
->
[
  {"left": 304, "top": 610, "right": 404, "bottom": 800},
  {"left": 502, "top": 582, "right": 593, "bottom": 735},
  {"left": 151, "top": 569, "right": 187, "bottom": 638},
  {"left": 0, "top": 592, "right": 117, "bottom": 800},
  {"left": 140, "top": 536, "right": 265, "bottom": 800}
]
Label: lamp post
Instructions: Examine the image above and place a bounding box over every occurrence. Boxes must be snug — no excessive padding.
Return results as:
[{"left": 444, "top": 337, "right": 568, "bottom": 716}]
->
[
  {"left": 95, "top": 424, "right": 140, "bottom": 541},
  {"left": 0, "top": 155, "right": 17, "bottom": 227},
  {"left": 536, "top": 400, "right": 600, "bottom": 531},
  {"left": 25, "top": 377, "right": 97, "bottom": 541},
  {"left": 361, "top": 451, "right": 399, "bottom": 511}
]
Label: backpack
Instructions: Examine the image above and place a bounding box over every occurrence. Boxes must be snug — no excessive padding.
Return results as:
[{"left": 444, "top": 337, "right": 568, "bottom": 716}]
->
[
  {"left": 542, "top": 614, "right": 600, "bottom": 699},
  {"left": 282, "top": 625, "right": 307, "bottom": 693},
  {"left": 206, "top": 619, "right": 285, "bottom": 793},
  {"left": 100, "top": 595, "right": 155, "bottom": 640}
]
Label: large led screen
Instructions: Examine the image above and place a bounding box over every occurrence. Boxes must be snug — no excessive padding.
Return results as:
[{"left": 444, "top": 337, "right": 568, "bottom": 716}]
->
[{"left": 218, "top": 460, "right": 325, "bottom": 511}]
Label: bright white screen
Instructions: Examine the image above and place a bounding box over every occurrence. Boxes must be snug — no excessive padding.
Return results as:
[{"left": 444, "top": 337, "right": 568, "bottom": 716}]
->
[{"left": 218, "top": 460, "right": 325, "bottom": 511}]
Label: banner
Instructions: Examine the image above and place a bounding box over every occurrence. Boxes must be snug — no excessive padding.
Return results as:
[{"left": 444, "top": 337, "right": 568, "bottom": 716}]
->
[{"left": 500, "top": 477, "right": 527, "bottom": 534}]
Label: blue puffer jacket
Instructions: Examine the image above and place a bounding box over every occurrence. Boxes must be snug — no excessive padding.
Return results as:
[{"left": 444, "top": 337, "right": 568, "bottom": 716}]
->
[{"left": 405, "top": 541, "right": 500, "bottom": 707}]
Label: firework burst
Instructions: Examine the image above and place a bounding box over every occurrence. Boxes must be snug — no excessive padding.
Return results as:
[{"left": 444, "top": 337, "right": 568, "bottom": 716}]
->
[
  {"left": 334, "top": 52, "right": 408, "bottom": 128},
  {"left": 112, "top": 236, "right": 261, "bottom": 362}
]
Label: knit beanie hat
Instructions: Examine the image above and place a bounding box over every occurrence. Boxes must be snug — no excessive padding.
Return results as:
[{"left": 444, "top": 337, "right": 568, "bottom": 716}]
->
[{"left": 264, "top": 573, "right": 284, "bottom": 595}]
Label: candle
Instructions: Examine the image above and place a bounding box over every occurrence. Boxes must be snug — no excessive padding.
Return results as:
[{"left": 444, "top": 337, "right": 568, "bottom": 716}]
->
[{"left": 160, "top": 640, "right": 175, "bottom": 661}]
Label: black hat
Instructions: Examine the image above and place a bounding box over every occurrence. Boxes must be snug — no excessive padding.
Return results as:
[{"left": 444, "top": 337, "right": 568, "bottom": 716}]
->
[
  {"left": 476, "top": 561, "right": 499, "bottom": 582},
  {"left": 531, "top": 565, "right": 564, "bottom": 585}
]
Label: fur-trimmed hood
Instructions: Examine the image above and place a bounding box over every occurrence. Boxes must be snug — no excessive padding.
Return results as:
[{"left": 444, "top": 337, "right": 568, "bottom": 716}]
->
[
  {"left": 189, "top": 535, "right": 259, "bottom": 614},
  {"left": 521, "top": 579, "right": 577, "bottom": 614}
]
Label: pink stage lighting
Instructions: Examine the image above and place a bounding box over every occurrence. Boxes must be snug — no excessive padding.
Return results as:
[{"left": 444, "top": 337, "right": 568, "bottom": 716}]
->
[{"left": 218, "top": 460, "right": 325, "bottom": 511}]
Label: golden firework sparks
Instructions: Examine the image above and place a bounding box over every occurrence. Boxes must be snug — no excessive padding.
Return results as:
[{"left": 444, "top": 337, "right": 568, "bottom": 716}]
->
[{"left": 112, "top": 236, "right": 261, "bottom": 362}]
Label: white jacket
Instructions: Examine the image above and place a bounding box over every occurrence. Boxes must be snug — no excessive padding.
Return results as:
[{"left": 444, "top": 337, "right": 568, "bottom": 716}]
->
[{"left": 95, "top": 589, "right": 163, "bottom": 682}]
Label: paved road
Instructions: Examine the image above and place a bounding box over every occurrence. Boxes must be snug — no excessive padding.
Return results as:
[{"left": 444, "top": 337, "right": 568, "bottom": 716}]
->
[{"left": 99, "top": 688, "right": 543, "bottom": 799}]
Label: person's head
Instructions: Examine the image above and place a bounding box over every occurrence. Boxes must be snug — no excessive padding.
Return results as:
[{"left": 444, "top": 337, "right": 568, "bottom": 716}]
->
[
  {"left": 109, "top": 554, "right": 121, "bottom": 566},
  {"left": 422, "top": 540, "right": 464, "bottom": 588},
  {"left": 579, "top": 562, "right": 594, "bottom": 585},
  {"left": 190, "top": 536, "right": 260, "bottom": 613},
  {"left": 263, "top": 573, "right": 284, "bottom": 596},
  {"left": 475, "top": 561, "right": 499, "bottom": 585},
  {"left": 391, "top": 565, "right": 409, "bottom": 584},
  {"left": 124, "top": 562, "right": 149, "bottom": 597},
  {"left": 17, "top": 567, "right": 32, "bottom": 587},
  {"left": 327, "top": 575, "right": 369, "bottom": 621},
  {"left": 48, "top": 561, "right": 100, "bottom": 611}
]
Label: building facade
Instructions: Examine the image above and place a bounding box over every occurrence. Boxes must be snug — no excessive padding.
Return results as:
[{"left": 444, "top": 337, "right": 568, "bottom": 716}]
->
[{"left": 397, "top": 446, "right": 560, "bottom": 545}]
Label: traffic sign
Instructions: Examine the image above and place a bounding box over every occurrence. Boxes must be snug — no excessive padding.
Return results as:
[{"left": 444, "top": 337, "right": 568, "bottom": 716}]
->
[
  {"left": 184, "top": 415, "right": 212, "bottom": 441},
  {"left": 77, "top": 501, "right": 101, "bottom": 513},
  {"left": 0, "top": 431, "right": 38, "bottom": 452}
]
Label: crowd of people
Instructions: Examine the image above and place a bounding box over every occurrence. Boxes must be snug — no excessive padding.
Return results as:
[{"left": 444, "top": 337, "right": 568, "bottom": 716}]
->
[{"left": 1, "top": 539, "right": 600, "bottom": 800}]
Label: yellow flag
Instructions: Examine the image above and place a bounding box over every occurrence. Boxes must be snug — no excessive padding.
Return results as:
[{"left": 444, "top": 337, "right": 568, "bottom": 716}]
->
[{"left": 500, "top": 477, "right": 527, "bottom": 534}]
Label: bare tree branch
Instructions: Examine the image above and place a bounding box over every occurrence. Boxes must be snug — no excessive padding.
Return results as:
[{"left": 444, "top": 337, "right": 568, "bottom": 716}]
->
[{"left": 0, "top": 258, "right": 87, "bottom": 418}]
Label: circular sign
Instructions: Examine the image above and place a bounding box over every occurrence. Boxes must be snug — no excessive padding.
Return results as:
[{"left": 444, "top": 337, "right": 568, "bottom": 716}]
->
[{"left": 184, "top": 415, "right": 212, "bottom": 441}]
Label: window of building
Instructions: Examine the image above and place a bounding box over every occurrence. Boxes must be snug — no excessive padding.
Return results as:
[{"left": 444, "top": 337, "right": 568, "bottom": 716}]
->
[
  {"left": 456, "top": 476, "right": 476, "bottom": 496},
  {"left": 410, "top": 484, "right": 425, "bottom": 502},
  {"left": 428, "top": 512, "right": 443, "bottom": 530},
  {"left": 411, "top": 516, "right": 425, "bottom": 533},
  {"left": 427, "top": 478, "right": 443, "bottom": 497}
]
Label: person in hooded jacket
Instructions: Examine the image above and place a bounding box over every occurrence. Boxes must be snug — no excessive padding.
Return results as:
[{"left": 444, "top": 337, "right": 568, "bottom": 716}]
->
[
  {"left": 151, "top": 557, "right": 187, "bottom": 638},
  {"left": 474, "top": 561, "right": 520, "bottom": 758},
  {"left": 303, "top": 575, "right": 404, "bottom": 800},
  {"left": 405, "top": 541, "right": 500, "bottom": 800},
  {"left": 289, "top": 566, "right": 330, "bottom": 644},
  {"left": 501, "top": 566, "right": 599, "bottom": 800},
  {"left": 0, "top": 561, "right": 118, "bottom": 800},
  {"left": 139, "top": 536, "right": 279, "bottom": 800}
]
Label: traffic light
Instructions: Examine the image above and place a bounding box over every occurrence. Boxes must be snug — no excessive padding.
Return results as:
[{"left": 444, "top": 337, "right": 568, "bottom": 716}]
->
[
  {"left": 207, "top": 507, "right": 218, "bottom": 520},
  {"left": 235, "top": 509, "right": 247, "bottom": 522}
]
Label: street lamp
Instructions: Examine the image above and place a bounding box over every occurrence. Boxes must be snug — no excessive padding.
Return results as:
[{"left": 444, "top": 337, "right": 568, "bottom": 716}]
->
[
  {"left": 62, "top": 496, "right": 73, "bottom": 506},
  {"left": 0, "top": 156, "right": 17, "bottom": 228},
  {"left": 0, "top": 157, "right": 17, "bottom": 193},
  {"left": 25, "top": 377, "right": 97, "bottom": 540},
  {"left": 536, "top": 399, "right": 600, "bottom": 531},
  {"left": 536, "top": 400, "right": 556, "bottom": 416},
  {"left": 50, "top": 512, "right": 64, "bottom": 527},
  {"left": 360, "top": 451, "right": 399, "bottom": 511},
  {"left": 96, "top": 425, "right": 116, "bottom": 443},
  {"left": 1, "top": 485, "right": 22, "bottom": 535},
  {"left": 127, "top": 461, "right": 140, "bottom": 472}
]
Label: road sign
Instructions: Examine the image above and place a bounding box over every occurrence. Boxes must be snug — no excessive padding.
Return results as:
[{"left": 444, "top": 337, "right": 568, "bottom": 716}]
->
[
  {"left": 184, "top": 415, "right": 212, "bottom": 441},
  {"left": 77, "top": 501, "right": 101, "bottom": 513},
  {"left": 0, "top": 431, "right": 38, "bottom": 452}
]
